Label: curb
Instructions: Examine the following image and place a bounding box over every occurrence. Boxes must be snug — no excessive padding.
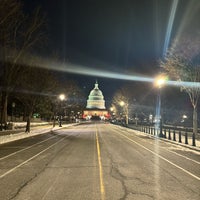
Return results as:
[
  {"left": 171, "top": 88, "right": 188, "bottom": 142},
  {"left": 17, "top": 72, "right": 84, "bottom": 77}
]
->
[
  {"left": 115, "top": 124, "right": 200, "bottom": 152},
  {"left": 0, "top": 123, "right": 77, "bottom": 145}
]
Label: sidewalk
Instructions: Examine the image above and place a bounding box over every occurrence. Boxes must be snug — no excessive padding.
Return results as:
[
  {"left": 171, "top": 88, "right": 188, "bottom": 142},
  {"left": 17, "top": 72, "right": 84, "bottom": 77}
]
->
[
  {"left": 0, "top": 123, "right": 76, "bottom": 145},
  {"left": 117, "top": 124, "right": 200, "bottom": 151}
]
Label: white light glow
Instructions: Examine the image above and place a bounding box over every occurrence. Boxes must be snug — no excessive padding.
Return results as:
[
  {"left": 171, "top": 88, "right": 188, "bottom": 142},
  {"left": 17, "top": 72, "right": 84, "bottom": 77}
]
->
[
  {"left": 2, "top": 50, "right": 200, "bottom": 90},
  {"left": 59, "top": 94, "right": 65, "bottom": 101}
]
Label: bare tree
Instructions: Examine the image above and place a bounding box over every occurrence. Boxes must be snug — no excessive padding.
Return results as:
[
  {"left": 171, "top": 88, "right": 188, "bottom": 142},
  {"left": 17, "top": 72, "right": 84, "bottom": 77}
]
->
[
  {"left": 0, "top": 0, "right": 46, "bottom": 129},
  {"left": 112, "top": 84, "right": 136, "bottom": 125},
  {"left": 15, "top": 64, "right": 58, "bottom": 132},
  {"left": 161, "top": 32, "right": 200, "bottom": 140}
]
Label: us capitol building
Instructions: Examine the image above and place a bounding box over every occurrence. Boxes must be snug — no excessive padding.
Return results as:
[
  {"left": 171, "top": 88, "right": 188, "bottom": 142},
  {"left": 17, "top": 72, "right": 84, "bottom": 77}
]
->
[{"left": 83, "top": 81, "right": 110, "bottom": 120}]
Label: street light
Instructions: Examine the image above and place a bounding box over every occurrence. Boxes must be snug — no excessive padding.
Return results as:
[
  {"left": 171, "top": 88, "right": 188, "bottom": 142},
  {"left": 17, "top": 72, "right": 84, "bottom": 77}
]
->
[
  {"left": 119, "top": 101, "right": 129, "bottom": 126},
  {"left": 182, "top": 114, "right": 187, "bottom": 119},
  {"left": 154, "top": 75, "right": 166, "bottom": 137},
  {"left": 59, "top": 94, "right": 65, "bottom": 101},
  {"left": 181, "top": 114, "right": 188, "bottom": 126},
  {"left": 11, "top": 102, "right": 16, "bottom": 122},
  {"left": 53, "top": 94, "right": 66, "bottom": 127},
  {"left": 58, "top": 94, "right": 65, "bottom": 127},
  {"left": 110, "top": 106, "right": 116, "bottom": 122}
]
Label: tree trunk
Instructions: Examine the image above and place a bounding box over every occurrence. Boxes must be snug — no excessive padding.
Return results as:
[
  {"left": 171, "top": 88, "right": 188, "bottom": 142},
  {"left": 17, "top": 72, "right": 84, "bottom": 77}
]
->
[
  {"left": 125, "top": 105, "right": 129, "bottom": 125},
  {"left": 0, "top": 92, "right": 8, "bottom": 130},
  {"left": 53, "top": 114, "right": 56, "bottom": 127},
  {"left": 25, "top": 114, "right": 31, "bottom": 133},
  {"left": 193, "top": 106, "right": 198, "bottom": 138}
]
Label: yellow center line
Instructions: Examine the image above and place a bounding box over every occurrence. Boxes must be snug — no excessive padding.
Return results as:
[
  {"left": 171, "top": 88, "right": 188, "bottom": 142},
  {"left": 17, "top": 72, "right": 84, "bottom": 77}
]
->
[{"left": 96, "top": 127, "right": 105, "bottom": 200}]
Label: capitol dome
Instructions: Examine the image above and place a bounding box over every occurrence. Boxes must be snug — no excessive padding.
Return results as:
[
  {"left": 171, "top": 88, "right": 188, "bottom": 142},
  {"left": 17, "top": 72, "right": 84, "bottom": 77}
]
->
[{"left": 86, "top": 81, "right": 106, "bottom": 109}]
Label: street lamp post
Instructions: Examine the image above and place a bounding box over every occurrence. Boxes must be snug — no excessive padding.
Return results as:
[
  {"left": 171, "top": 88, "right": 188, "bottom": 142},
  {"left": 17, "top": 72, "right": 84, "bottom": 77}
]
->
[
  {"left": 110, "top": 107, "right": 114, "bottom": 120},
  {"left": 11, "top": 102, "right": 15, "bottom": 122},
  {"left": 154, "top": 76, "right": 166, "bottom": 137},
  {"left": 120, "top": 101, "right": 129, "bottom": 126},
  {"left": 156, "top": 87, "right": 162, "bottom": 136},
  {"left": 58, "top": 94, "right": 65, "bottom": 127},
  {"left": 53, "top": 94, "right": 65, "bottom": 128}
]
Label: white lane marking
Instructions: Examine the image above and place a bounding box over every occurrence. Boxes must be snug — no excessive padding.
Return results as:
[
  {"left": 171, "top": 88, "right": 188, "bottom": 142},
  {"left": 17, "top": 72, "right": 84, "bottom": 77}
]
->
[
  {"left": 0, "top": 137, "right": 66, "bottom": 179},
  {"left": 0, "top": 135, "right": 56, "bottom": 161},
  {"left": 115, "top": 131, "right": 200, "bottom": 181},
  {"left": 163, "top": 148, "right": 200, "bottom": 165},
  {"left": 109, "top": 125, "right": 200, "bottom": 165}
]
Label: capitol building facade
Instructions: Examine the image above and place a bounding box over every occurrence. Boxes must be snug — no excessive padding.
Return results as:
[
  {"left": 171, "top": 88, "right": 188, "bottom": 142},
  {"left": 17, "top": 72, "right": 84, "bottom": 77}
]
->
[{"left": 83, "top": 81, "right": 109, "bottom": 120}]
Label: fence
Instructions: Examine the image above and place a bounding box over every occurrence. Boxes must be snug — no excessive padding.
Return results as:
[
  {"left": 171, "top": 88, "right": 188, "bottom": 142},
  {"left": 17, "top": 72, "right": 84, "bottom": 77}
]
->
[{"left": 126, "top": 124, "right": 199, "bottom": 147}]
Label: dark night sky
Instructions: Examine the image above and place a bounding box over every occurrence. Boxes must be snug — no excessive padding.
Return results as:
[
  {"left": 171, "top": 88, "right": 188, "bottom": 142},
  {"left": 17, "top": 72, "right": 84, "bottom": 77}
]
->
[{"left": 22, "top": 0, "right": 199, "bottom": 112}]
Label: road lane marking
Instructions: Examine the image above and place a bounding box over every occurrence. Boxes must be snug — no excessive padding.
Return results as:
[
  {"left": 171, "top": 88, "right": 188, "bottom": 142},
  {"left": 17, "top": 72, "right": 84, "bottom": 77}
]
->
[
  {"left": 0, "top": 137, "right": 67, "bottom": 179},
  {"left": 163, "top": 148, "right": 200, "bottom": 165},
  {"left": 0, "top": 131, "right": 77, "bottom": 161},
  {"left": 96, "top": 129, "right": 105, "bottom": 200},
  {"left": 115, "top": 131, "right": 200, "bottom": 181},
  {"left": 0, "top": 135, "right": 56, "bottom": 161},
  {"left": 109, "top": 125, "right": 200, "bottom": 165}
]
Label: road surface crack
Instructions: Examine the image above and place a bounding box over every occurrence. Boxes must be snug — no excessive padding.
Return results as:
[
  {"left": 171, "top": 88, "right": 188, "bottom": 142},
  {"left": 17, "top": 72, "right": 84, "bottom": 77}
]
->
[
  {"left": 110, "top": 163, "right": 129, "bottom": 200},
  {"left": 9, "top": 138, "right": 72, "bottom": 200}
]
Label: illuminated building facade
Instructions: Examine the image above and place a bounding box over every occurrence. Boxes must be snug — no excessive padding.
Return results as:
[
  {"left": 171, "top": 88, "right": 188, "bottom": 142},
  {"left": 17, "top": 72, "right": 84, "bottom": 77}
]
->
[{"left": 83, "top": 81, "right": 110, "bottom": 120}]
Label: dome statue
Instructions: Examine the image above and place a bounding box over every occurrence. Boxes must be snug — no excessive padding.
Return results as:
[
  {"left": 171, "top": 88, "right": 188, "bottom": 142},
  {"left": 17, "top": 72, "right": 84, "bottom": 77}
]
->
[{"left": 86, "top": 81, "right": 106, "bottom": 109}]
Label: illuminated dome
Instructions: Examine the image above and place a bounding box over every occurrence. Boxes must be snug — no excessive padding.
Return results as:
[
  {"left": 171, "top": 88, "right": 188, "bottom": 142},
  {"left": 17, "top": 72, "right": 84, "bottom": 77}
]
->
[{"left": 86, "top": 81, "right": 106, "bottom": 109}]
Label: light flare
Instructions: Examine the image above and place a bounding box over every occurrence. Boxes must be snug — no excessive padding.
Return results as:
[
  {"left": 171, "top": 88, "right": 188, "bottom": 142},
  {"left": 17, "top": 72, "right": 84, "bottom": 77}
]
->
[
  {"left": 1, "top": 49, "right": 200, "bottom": 90},
  {"left": 163, "top": 0, "right": 179, "bottom": 56}
]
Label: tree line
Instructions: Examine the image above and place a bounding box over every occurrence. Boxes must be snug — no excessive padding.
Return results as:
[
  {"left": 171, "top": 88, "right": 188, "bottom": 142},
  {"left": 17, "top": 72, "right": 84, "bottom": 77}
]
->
[
  {"left": 0, "top": 0, "right": 84, "bottom": 132},
  {"left": 112, "top": 31, "right": 200, "bottom": 140}
]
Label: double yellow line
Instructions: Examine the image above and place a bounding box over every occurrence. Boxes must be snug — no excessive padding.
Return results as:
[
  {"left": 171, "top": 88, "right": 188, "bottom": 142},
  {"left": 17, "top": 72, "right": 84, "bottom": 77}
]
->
[{"left": 96, "top": 127, "right": 105, "bottom": 200}]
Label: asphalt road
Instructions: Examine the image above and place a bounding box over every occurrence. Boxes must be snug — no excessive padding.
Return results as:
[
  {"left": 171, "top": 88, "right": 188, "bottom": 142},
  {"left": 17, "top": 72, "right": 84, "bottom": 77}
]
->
[{"left": 0, "top": 122, "right": 199, "bottom": 200}]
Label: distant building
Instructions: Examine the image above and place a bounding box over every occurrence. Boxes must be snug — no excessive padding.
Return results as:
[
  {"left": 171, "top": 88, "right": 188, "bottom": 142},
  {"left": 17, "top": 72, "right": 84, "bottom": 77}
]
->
[{"left": 83, "top": 81, "right": 110, "bottom": 120}]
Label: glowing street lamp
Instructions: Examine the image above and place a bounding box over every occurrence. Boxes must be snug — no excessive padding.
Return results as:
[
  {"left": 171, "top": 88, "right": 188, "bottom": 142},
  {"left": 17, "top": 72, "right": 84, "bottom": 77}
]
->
[
  {"left": 181, "top": 114, "right": 188, "bottom": 126},
  {"left": 58, "top": 94, "right": 65, "bottom": 127},
  {"left": 110, "top": 107, "right": 114, "bottom": 112},
  {"left": 154, "top": 75, "right": 166, "bottom": 137},
  {"left": 182, "top": 114, "right": 187, "bottom": 119},
  {"left": 53, "top": 94, "right": 66, "bottom": 127},
  {"left": 154, "top": 76, "right": 167, "bottom": 90},
  {"left": 120, "top": 101, "right": 125, "bottom": 107},
  {"left": 119, "top": 101, "right": 128, "bottom": 126},
  {"left": 59, "top": 94, "right": 65, "bottom": 101}
]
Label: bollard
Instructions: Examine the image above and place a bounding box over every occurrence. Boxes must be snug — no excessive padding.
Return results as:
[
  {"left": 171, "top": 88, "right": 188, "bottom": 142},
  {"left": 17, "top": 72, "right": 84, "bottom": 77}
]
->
[
  {"left": 192, "top": 133, "right": 196, "bottom": 146},
  {"left": 173, "top": 130, "right": 176, "bottom": 141},
  {"left": 164, "top": 129, "right": 166, "bottom": 138},
  {"left": 168, "top": 129, "right": 171, "bottom": 140},
  {"left": 179, "top": 131, "right": 182, "bottom": 143},
  {"left": 185, "top": 131, "right": 188, "bottom": 144},
  {"left": 159, "top": 129, "right": 163, "bottom": 138}
]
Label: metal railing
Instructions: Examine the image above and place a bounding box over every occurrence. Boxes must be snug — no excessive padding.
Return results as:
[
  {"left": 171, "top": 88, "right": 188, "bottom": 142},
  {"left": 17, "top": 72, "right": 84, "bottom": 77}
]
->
[{"left": 119, "top": 123, "right": 199, "bottom": 147}]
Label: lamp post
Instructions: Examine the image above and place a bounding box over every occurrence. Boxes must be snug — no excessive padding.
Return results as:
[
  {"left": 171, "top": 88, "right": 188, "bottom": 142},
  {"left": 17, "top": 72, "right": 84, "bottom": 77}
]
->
[
  {"left": 110, "top": 107, "right": 114, "bottom": 119},
  {"left": 154, "top": 76, "right": 166, "bottom": 137},
  {"left": 58, "top": 94, "right": 65, "bottom": 127},
  {"left": 11, "top": 102, "right": 15, "bottom": 122},
  {"left": 182, "top": 114, "right": 188, "bottom": 127},
  {"left": 53, "top": 94, "right": 65, "bottom": 127},
  {"left": 120, "top": 101, "right": 129, "bottom": 126}
]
